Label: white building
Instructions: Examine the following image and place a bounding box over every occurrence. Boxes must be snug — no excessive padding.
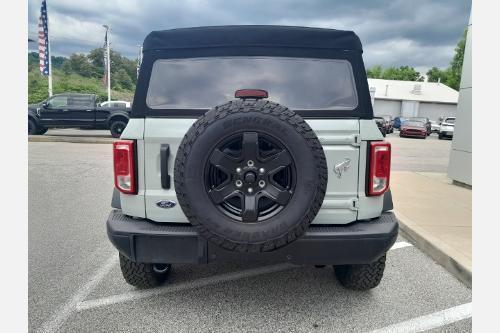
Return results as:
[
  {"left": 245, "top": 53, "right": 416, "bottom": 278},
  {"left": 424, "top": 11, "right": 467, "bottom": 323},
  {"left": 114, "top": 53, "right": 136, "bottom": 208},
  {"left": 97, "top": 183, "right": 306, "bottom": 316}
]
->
[
  {"left": 448, "top": 17, "right": 471, "bottom": 186},
  {"left": 368, "top": 78, "right": 459, "bottom": 121}
]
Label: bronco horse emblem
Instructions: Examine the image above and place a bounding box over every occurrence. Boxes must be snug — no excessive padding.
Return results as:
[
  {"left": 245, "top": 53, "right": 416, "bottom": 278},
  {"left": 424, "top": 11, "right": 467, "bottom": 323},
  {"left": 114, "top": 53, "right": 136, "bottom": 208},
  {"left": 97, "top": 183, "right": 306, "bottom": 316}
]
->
[{"left": 333, "top": 158, "right": 351, "bottom": 178}]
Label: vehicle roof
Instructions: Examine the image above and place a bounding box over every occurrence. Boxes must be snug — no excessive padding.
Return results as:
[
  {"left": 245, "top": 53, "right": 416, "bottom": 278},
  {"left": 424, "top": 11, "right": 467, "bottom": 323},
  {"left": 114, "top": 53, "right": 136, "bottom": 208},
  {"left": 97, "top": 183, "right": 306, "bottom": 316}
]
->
[{"left": 143, "top": 25, "right": 362, "bottom": 52}]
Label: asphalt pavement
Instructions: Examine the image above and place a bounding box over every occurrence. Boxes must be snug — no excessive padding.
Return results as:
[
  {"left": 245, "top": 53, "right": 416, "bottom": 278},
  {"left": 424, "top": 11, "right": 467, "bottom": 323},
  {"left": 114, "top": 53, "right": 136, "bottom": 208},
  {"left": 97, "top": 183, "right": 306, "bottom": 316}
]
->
[
  {"left": 386, "top": 132, "right": 452, "bottom": 173},
  {"left": 29, "top": 140, "right": 470, "bottom": 333}
]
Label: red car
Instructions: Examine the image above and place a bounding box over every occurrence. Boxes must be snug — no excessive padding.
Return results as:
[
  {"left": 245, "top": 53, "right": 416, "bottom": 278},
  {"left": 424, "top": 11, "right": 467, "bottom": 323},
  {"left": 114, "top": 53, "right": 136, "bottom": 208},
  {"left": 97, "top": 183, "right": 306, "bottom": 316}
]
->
[{"left": 399, "top": 121, "right": 427, "bottom": 139}]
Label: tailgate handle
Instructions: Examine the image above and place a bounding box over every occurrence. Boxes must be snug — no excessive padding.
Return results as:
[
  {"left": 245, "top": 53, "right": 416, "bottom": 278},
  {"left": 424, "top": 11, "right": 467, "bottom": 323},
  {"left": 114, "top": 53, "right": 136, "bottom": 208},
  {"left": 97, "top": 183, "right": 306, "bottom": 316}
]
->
[{"left": 160, "top": 144, "right": 171, "bottom": 189}]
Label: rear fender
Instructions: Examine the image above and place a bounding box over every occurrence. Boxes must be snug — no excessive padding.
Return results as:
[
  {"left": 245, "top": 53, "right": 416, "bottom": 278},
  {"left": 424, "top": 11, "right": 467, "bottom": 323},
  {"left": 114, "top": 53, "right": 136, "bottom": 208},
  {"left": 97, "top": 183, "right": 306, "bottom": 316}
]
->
[{"left": 106, "top": 111, "right": 130, "bottom": 126}]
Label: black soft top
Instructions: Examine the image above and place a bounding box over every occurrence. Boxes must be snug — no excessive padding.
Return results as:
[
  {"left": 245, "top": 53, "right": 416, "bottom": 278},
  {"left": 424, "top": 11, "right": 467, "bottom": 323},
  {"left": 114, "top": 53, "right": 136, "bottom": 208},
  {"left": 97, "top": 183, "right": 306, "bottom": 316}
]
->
[{"left": 143, "top": 25, "right": 362, "bottom": 52}]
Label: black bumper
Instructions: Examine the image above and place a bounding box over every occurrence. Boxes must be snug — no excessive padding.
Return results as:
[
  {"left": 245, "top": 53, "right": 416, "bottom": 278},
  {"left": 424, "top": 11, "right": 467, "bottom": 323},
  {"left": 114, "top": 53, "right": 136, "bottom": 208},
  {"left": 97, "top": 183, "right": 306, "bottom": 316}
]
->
[{"left": 107, "top": 210, "right": 398, "bottom": 265}]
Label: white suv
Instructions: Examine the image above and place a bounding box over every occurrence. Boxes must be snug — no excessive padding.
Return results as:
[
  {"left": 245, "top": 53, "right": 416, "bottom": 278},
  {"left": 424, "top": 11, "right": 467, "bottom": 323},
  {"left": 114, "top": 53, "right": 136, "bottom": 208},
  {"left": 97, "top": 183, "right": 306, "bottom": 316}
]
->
[
  {"left": 438, "top": 117, "right": 456, "bottom": 139},
  {"left": 107, "top": 26, "right": 398, "bottom": 291}
]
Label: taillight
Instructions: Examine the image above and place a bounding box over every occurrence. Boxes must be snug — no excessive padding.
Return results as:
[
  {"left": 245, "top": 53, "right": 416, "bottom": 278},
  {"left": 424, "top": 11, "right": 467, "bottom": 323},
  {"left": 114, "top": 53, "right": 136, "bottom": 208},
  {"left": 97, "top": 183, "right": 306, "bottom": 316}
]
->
[
  {"left": 113, "top": 140, "right": 137, "bottom": 194},
  {"left": 367, "top": 141, "right": 391, "bottom": 196}
]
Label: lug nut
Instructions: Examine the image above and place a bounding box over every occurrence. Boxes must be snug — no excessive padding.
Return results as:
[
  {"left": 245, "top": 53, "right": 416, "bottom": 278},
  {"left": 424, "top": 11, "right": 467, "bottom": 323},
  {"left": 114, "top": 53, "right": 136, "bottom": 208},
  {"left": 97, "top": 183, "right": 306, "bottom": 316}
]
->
[
  {"left": 235, "top": 180, "right": 243, "bottom": 187},
  {"left": 258, "top": 180, "right": 266, "bottom": 188},
  {"left": 247, "top": 160, "right": 254, "bottom": 167},
  {"left": 259, "top": 168, "right": 265, "bottom": 174},
  {"left": 236, "top": 167, "right": 242, "bottom": 173},
  {"left": 248, "top": 187, "right": 253, "bottom": 193}
]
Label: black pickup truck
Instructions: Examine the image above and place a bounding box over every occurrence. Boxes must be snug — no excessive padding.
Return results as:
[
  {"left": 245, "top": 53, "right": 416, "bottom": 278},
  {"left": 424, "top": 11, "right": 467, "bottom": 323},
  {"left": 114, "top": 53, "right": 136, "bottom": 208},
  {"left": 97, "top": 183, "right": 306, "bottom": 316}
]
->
[{"left": 28, "top": 93, "right": 131, "bottom": 138}]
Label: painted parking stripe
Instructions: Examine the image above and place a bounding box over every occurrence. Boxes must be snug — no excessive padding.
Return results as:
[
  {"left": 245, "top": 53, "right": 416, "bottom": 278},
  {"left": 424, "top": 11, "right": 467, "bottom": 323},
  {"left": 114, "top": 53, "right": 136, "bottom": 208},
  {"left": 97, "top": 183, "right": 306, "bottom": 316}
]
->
[
  {"left": 390, "top": 241, "right": 413, "bottom": 250},
  {"left": 76, "top": 241, "right": 412, "bottom": 312},
  {"left": 37, "top": 254, "right": 117, "bottom": 333},
  {"left": 76, "top": 263, "right": 296, "bottom": 311},
  {"left": 369, "top": 302, "right": 472, "bottom": 333}
]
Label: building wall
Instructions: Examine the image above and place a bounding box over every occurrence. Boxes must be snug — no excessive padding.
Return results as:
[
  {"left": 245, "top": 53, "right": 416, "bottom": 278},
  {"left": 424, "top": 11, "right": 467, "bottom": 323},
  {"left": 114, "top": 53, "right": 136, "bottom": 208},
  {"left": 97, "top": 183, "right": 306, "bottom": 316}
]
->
[
  {"left": 418, "top": 103, "right": 457, "bottom": 122},
  {"left": 373, "top": 99, "right": 401, "bottom": 117},
  {"left": 448, "top": 18, "right": 472, "bottom": 186},
  {"left": 373, "top": 98, "right": 457, "bottom": 121}
]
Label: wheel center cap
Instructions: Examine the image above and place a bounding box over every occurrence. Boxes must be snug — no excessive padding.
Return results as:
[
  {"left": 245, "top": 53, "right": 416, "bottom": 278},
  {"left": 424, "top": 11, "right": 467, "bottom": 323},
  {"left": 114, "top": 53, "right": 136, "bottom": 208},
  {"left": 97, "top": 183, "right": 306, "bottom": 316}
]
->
[{"left": 244, "top": 171, "right": 256, "bottom": 183}]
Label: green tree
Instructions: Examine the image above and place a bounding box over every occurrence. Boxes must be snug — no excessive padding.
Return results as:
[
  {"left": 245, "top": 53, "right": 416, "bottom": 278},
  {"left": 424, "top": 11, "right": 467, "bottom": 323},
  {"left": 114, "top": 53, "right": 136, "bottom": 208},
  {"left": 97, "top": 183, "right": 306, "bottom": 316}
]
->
[
  {"left": 28, "top": 48, "right": 137, "bottom": 104},
  {"left": 113, "top": 68, "right": 134, "bottom": 91},
  {"left": 426, "top": 66, "right": 451, "bottom": 84},
  {"left": 366, "top": 65, "right": 383, "bottom": 79},
  {"left": 426, "top": 28, "right": 467, "bottom": 90},
  {"left": 367, "top": 65, "right": 422, "bottom": 81},
  {"left": 447, "top": 28, "right": 467, "bottom": 90},
  {"left": 63, "top": 54, "right": 99, "bottom": 78}
]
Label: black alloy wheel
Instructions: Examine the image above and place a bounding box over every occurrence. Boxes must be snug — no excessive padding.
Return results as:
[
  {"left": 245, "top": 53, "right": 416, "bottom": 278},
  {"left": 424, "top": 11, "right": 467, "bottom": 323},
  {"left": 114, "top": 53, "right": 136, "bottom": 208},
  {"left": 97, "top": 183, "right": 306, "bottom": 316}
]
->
[{"left": 205, "top": 131, "right": 296, "bottom": 223}]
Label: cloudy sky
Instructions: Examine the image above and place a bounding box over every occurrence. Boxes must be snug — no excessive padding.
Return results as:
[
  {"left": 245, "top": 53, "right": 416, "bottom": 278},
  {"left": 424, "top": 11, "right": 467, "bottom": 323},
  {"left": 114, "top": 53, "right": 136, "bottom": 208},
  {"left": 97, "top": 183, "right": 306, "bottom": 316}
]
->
[{"left": 28, "top": 0, "right": 471, "bottom": 73}]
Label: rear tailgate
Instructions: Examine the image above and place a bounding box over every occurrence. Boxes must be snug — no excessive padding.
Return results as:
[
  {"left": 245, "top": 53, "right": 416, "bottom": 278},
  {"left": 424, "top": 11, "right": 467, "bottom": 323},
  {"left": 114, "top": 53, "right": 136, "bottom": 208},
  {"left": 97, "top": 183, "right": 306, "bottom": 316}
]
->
[{"left": 143, "top": 118, "right": 360, "bottom": 225}]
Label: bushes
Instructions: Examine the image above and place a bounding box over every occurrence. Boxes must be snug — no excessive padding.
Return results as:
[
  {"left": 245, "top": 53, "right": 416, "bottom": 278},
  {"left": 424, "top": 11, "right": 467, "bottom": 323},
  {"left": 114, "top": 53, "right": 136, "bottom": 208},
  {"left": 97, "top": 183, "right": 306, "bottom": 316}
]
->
[{"left": 28, "top": 68, "right": 133, "bottom": 104}]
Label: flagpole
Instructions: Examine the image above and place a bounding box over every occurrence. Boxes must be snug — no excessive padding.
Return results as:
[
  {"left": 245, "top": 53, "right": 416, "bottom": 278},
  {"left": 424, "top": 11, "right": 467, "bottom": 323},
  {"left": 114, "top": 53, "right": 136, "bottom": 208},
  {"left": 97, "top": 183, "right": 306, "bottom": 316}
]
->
[
  {"left": 106, "top": 27, "right": 111, "bottom": 102},
  {"left": 46, "top": 1, "right": 53, "bottom": 97}
]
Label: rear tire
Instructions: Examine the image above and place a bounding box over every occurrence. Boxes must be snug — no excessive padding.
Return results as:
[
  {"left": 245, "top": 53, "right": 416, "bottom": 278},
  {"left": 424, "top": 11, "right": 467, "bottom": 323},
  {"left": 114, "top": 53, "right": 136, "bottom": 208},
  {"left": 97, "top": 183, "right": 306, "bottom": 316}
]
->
[
  {"left": 110, "top": 120, "right": 128, "bottom": 138},
  {"left": 119, "top": 253, "right": 170, "bottom": 289},
  {"left": 28, "top": 119, "right": 38, "bottom": 135},
  {"left": 37, "top": 127, "right": 48, "bottom": 135},
  {"left": 334, "top": 255, "right": 386, "bottom": 290},
  {"left": 438, "top": 134, "right": 443, "bottom": 140}
]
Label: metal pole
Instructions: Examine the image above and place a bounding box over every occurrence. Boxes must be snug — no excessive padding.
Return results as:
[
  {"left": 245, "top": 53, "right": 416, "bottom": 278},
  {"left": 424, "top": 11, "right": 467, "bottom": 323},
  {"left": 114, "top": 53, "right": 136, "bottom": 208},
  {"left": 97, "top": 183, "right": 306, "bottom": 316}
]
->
[
  {"left": 107, "top": 27, "right": 111, "bottom": 102},
  {"left": 47, "top": 1, "right": 53, "bottom": 97},
  {"left": 136, "top": 44, "right": 143, "bottom": 79}
]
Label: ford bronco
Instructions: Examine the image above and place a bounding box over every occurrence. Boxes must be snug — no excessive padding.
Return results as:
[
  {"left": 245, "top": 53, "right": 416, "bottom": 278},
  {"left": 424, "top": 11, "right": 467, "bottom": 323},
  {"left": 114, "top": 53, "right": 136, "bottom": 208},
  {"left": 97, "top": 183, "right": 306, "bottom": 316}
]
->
[{"left": 107, "top": 26, "right": 398, "bottom": 291}]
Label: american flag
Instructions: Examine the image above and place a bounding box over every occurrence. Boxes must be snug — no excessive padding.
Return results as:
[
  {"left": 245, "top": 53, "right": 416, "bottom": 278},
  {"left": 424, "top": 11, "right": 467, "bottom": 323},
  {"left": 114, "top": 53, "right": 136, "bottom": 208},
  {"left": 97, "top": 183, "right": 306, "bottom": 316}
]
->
[
  {"left": 102, "top": 30, "right": 108, "bottom": 86},
  {"left": 38, "top": 0, "right": 50, "bottom": 76}
]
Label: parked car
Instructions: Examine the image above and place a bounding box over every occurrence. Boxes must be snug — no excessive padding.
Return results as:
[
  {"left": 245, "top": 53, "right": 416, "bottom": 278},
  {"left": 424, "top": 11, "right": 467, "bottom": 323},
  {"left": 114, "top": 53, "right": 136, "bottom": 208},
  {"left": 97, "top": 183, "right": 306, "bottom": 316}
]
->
[
  {"left": 438, "top": 117, "right": 455, "bottom": 140},
  {"left": 28, "top": 93, "right": 131, "bottom": 138},
  {"left": 99, "top": 100, "right": 131, "bottom": 108},
  {"left": 408, "top": 117, "right": 431, "bottom": 136},
  {"left": 430, "top": 120, "right": 441, "bottom": 133},
  {"left": 374, "top": 117, "right": 387, "bottom": 137},
  {"left": 399, "top": 120, "right": 427, "bottom": 139},
  {"left": 107, "top": 26, "right": 397, "bottom": 291},
  {"left": 380, "top": 115, "right": 394, "bottom": 133},
  {"left": 393, "top": 117, "right": 406, "bottom": 129}
]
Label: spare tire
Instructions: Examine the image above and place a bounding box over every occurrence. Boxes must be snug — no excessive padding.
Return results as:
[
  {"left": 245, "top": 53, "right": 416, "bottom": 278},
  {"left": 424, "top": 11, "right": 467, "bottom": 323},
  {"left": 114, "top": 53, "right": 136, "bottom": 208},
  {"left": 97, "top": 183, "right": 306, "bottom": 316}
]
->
[{"left": 174, "top": 99, "right": 327, "bottom": 253}]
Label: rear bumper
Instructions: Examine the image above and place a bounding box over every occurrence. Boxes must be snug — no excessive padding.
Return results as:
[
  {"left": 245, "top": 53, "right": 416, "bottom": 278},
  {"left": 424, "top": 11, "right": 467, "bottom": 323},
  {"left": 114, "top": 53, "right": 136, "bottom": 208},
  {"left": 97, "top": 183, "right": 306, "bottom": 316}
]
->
[
  {"left": 440, "top": 131, "right": 454, "bottom": 137},
  {"left": 107, "top": 210, "right": 398, "bottom": 265}
]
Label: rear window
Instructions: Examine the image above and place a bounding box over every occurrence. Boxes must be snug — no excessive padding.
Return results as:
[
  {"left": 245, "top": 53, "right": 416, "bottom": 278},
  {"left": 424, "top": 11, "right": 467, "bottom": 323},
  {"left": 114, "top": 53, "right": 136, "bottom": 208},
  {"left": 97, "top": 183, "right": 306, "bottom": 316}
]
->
[
  {"left": 444, "top": 118, "right": 455, "bottom": 124},
  {"left": 146, "top": 57, "right": 358, "bottom": 110},
  {"left": 68, "top": 95, "right": 93, "bottom": 108}
]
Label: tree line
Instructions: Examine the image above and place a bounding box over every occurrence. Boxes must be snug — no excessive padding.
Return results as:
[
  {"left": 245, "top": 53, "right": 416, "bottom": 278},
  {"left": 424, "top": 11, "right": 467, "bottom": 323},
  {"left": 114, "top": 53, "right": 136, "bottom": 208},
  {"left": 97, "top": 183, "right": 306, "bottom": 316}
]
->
[
  {"left": 366, "top": 28, "right": 467, "bottom": 91},
  {"left": 28, "top": 28, "right": 467, "bottom": 104},
  {"left": 28, "top": 48, "right": 138, "bottom": 103}
]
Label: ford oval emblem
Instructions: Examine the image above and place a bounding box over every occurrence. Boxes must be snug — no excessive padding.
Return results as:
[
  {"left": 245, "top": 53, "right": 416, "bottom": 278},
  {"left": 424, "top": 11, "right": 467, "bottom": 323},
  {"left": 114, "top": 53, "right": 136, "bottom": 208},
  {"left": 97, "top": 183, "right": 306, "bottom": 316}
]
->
[{"left": 156, "top": 200, "right": 176, "bottom": 209}]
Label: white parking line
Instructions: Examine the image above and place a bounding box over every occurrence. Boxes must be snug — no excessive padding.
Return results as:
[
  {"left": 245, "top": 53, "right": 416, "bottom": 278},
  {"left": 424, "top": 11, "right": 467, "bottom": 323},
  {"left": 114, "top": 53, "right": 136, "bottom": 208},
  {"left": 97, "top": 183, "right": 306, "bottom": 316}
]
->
[
  {"left": 390, "top": 241, "right": 413, "bottom": 250},
  {"left": 76, "top": 262, "right": 296, "bottom": 311},
  {"left": 369, "top": 302, "right": 472, "bottom": 333},
  {"left": 37, "top": 254, "right": 117, "bottom": 333},
  {"left": 76, "top": 241, "right": 412, "bottom": 312}
]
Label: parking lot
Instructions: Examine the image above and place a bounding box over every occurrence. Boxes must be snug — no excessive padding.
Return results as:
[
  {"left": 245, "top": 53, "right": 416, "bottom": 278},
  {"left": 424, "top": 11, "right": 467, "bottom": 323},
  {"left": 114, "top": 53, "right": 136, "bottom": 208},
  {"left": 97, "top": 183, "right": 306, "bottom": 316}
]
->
[{"left": 29, "top": 133, "right": 470, "bottom": 333}]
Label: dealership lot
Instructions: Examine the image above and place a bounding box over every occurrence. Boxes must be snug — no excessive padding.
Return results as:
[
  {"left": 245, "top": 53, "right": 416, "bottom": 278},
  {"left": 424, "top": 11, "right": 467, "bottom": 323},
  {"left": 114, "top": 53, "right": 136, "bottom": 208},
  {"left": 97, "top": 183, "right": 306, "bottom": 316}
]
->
[{"left": 29, "top": 138, "right": 469, "bottom": 332}]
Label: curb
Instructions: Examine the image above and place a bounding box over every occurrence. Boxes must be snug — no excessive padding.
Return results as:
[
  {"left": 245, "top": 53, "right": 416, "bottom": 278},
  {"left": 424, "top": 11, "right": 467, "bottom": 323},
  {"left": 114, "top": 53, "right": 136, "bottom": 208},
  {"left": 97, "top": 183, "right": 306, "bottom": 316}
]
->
[
  {"left": 28, "top": 135, "right": 116, "bottom": 144},
  {"left": 394, "top": 210, "right": 472, "bottom": 288}
]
